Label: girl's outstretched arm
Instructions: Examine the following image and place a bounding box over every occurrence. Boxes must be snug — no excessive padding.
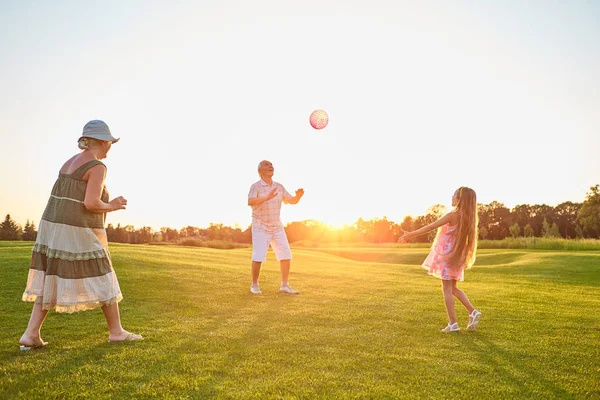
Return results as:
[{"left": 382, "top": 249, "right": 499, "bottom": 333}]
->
[{"left": 398, "top": 212, "right": 457, "bottom": 242}]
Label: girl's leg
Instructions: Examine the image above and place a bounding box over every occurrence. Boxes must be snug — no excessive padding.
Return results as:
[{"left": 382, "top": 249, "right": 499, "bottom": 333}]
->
[
  {"left": 19, "top": 303, "right": 49, "bottom": 346},
  {"left": 442, "top": 280, "right": 457, "bottom": 324},
  {"left": 451, "top": 280, "right": 475, "bottom": 314},
  {"left": 102, "top": 303, "right": 142, "bottom": 342}
]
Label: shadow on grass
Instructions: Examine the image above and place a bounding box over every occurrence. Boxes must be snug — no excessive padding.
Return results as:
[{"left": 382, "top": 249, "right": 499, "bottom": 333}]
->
[
  {"left": 3, "top": 339, "right": 145, "bottom": 398},
  {"left": 458, "top": 333, "right": 573, "bottom": 398}
]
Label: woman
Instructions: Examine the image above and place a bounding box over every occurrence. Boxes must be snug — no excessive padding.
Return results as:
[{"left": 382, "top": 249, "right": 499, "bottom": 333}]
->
[{"left": 19, "top": 120, "right": 143, "bottom": 350}]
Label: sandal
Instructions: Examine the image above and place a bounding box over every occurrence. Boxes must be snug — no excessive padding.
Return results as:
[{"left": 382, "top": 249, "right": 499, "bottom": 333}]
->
[
  {"left": 108, "top": 333, "right": 144, "bottom": 343},
  {"left": 441, "top": 322, "right": 460, "bottom": 333},
  {"left": 19, "top": 340, "right": 48, "bottom": 351},
  {"left": 467, "top": 309, "right": 482, "bottom": 331}
]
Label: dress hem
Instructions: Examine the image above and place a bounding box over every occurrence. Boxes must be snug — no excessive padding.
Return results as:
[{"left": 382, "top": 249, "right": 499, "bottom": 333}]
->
[
  {"left": 22, "top": 292, "right": 123, "bottom": 314},
  {"left": 421, "top": 264, "right": 464, "bottom": 282}
]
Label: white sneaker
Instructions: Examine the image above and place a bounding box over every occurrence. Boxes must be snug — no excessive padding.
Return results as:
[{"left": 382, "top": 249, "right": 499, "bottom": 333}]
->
[
  {"left": 467, "top": 310, "right": 482, "bottom": 330},
  {"left": 279, "top": 285, "right": 299, "bottom": 294},
  {"left": 441, "top": 322, "right": 460, "bottom": 333},
  {"left": 250, "top": 285, "right": 262, "bottom": 295}
]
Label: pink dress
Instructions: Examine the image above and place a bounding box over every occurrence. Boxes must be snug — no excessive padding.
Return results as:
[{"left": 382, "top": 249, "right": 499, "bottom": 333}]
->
[{"left": 422, "top": 223, "right": 465, "bottom": 281}]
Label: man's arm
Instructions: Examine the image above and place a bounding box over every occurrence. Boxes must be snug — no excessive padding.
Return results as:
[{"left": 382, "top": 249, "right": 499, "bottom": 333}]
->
[
  {"left": 285, "top": 188, "right": 304, "bottom": 205},
  {"left": 248, "top": 187, "right": 278, "bottom": 206}
]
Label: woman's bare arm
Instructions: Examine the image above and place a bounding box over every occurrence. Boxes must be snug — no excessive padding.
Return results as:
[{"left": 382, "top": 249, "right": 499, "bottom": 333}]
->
[{"left": 83, "top": 165, "right": 127, "bottom": 213}]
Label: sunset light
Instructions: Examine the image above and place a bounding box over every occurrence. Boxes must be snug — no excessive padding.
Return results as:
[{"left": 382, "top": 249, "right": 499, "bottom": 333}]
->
[{"left": 0, "top": 2, "right": 598, "bottom": 233}]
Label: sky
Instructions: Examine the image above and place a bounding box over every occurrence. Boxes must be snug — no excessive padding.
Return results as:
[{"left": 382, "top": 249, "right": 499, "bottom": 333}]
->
[{"left": 1, "top": 0, "right": 599, "bottom": 231}]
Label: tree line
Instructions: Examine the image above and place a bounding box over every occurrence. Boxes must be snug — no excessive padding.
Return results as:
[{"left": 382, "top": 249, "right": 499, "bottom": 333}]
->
[{"left": 2, "top": 184, "right": 599, "bottom": 244}]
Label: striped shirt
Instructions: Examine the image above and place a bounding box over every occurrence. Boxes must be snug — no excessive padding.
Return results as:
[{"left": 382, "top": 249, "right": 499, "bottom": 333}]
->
[{"left": 248, "top": 179, "right": 293, "bottom": 233}]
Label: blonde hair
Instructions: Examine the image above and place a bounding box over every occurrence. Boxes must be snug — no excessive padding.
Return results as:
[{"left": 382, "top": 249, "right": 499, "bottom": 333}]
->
[
  {"left": 78, "top": 137, "right": 102, "bottom": 150},
  {"left": 447, "top": 186, "right": 478, "bottom": 269}
]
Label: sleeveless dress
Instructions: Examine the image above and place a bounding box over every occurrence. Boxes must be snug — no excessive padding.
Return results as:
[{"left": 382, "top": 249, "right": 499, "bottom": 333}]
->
[
  {"left": 22, "top": 160, "right": 123, "bottom": 313},
  {"left": 422, "top": 223, "right": 465, "bottom": 281}
]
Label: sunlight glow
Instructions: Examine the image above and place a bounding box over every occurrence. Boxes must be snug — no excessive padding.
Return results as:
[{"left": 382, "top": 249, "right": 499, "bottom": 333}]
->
[{"left": 0, "top": 3, "right": 598, "bottom": 231}]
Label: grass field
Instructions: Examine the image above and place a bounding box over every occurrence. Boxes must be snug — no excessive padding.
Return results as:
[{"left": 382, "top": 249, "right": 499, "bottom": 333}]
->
[{"left": 1, "top": 241, "right": 599, "bottom": 399}]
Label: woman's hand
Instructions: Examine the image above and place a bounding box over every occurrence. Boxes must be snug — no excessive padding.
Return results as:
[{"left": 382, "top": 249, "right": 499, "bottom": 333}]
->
[{"left": 109, "top": 196, "right": 128, "bottom": 211}]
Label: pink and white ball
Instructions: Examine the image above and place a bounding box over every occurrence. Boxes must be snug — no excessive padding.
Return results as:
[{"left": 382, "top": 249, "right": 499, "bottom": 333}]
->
[{"left": 310, "top": 109, "right": 329, "bottom": 130}]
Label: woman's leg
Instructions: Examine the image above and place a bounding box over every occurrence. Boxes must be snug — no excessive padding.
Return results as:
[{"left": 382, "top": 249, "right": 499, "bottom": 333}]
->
[
  {"left": 451, "top": 280, "right": 475, "bottom": 314},
  {"left": 442, "top": 280, "right": 457, "bottom": 324},
  {"left": 20, "top": 303, "right": 49, "bottom": 346},
  {"left": 102, "top": 303, "right": 143, "bottom": 342}
]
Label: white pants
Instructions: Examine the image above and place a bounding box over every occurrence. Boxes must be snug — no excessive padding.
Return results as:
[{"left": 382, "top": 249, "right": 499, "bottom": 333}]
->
[{"left": 251, "top": 229, "right": 292, "bottom": 262}]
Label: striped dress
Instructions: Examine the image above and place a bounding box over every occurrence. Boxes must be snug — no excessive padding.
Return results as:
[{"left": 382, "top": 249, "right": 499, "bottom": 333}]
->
[{"left": 22, "top": 160, "right": 123, "bottom": 313}]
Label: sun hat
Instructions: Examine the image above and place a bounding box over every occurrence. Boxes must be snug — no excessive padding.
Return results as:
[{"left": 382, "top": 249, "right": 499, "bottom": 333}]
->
[{"left": 79, "top": 120, "right": 120, "bottom": 143}]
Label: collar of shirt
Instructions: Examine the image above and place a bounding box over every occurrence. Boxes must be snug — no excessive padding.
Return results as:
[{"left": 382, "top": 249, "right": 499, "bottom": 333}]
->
[{"left": 259, "top": 179, "right": 276, "bottom": 187}]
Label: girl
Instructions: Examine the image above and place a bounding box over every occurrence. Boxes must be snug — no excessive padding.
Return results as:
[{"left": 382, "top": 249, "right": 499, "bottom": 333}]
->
[{"left": 398, "top": 186, "right": 482, "bottom": 333}]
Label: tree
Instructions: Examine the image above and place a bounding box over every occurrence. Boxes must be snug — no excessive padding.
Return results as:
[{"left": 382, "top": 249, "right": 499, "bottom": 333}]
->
[
  {"left": 554, "top": 201, "right": 582, "bottom": 238},
  {"left": 530, "top": 204, "right": 555, "bottom": 237},
  {"left": 354, "top": 218, "right": 375, "bottom": 242},
  {"left": 161, "top": 227, "right": 180, "bottom": 242},
  {"left": 542, "top": 218, "right": 561, "bottom": 238},
  {"left": 511, "top": 204, "right": 533, "bottom": 230},
  {"left": 22, "top": 220, "right": 37, "bottom": 241},
  {"left": 523, "top": 224, "right": 535, "bottom": 237},
  {"left": 578, "top": 184, "right": 600, "bottom": 238},
  {"left": 137, "top": 227, "right": 153, "bottom": 243},
  {"left": 285, "top": 221, "right": 312, "bottom": 243},
  {"left": 509, "top": 223, "right": 520, "bottom": 238},
  {"left": 426, "top": 204, "right": 447, "bottom": 219},
  {"left": 180, "top": 226, "right": 200, "bottom": 239},
  {"left": 479, "top": 226, "right": 488, "bottom": 240},
  {"left": 479, "top": 201, "right": 510, "bottom": 240},
  {"left": 0, "top": 214, "right": 22, "bottom": 240},
  {"left": 372, "top": 217, "right": 397, "bottom": 243},
  {"left": 541, "top": 218, "right": 551, "bottom": 238},
  {"left": 107, "top": 223, "right": 126, "bottom": 243},
  {"left": 548, "top": 222, "right": 561, "bottom": 238}
]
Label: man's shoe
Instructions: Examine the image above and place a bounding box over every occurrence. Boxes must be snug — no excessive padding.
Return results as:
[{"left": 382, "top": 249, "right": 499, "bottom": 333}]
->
[
  {"left": 279, "top": 285, "right": 299, "bottom": 294},
  {"left": 250, "top": 285, "right": 262, "bottom": 295}
]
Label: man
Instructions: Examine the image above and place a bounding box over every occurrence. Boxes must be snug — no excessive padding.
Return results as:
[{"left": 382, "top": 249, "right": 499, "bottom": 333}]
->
[{"left": 247, "top": 160, "right": 304, "bottom": 294}]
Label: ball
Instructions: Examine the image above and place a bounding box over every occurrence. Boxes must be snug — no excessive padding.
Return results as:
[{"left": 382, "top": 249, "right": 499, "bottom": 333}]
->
[{"left": 309, "top": 109, "right": 329, "bottom": 130}]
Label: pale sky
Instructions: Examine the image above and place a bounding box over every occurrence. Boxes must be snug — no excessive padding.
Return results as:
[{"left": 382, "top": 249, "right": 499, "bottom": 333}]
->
[{"left": 1, "top": 1, "right": 599, "bottom": 231}]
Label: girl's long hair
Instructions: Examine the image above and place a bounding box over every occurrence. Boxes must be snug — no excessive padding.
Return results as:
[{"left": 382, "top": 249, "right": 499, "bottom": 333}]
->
[{"left": 447, "top": 187, "right": 478, "bottom": 269}]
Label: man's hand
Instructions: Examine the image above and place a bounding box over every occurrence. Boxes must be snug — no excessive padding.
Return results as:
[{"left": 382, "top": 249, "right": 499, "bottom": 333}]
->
[
  {"left": 295, "top": 188, "right": 305, "bottom": 198},
  {"left": 267, "top": 188, "right": 278, "bottom": 200}
]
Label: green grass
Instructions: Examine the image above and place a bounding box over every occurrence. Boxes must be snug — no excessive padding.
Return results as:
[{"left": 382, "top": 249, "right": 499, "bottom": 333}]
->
[
  {"left": 478, "top": 237, "right": 600, "bottom": 250},
  {"left": 177, "top": 239, "right": 251, "bottom": 250},
  {"left": 1, "top": 242, "right": 599, "bottom": 399},
  {"left": 294, "top": 238, "right": 600, "bottom": 251}
]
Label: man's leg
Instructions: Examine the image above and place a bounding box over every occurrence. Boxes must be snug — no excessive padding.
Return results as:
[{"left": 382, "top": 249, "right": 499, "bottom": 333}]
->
[
  {"left": 250, "top": 230, "right": 269, "bottom": 294},
  {"left": 279, "top": 259, "right": 290, "bottom": 284},
  {"left": 271, "top": 229, "right": 298, "bottom": 294},
  {"left": 252, "top": 261, "right": 262, "bottom": 285}
]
